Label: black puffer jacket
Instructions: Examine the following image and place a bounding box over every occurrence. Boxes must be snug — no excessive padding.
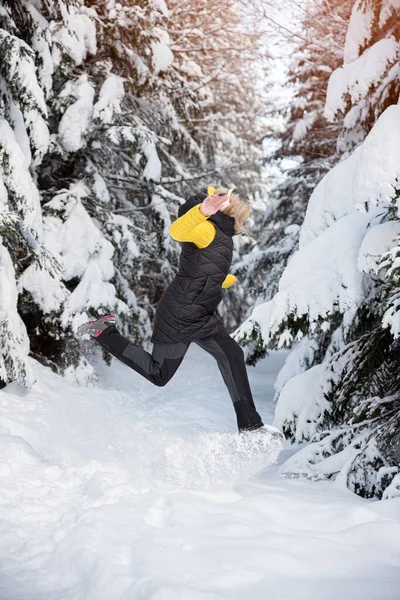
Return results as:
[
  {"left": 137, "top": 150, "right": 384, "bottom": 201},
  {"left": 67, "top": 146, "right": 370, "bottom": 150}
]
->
[{"left": 151, "top": 192, "right": 235, "bottom": 344}]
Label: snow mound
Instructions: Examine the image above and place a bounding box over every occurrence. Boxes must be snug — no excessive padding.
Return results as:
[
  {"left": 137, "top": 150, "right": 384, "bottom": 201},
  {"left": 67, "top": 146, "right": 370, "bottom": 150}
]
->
[
  {"left": 130, "top": 428, "right": 282, "bottom": 491},
  {"left": 0, "top": 358, "right": 281, "bottom": 495},
  {"left": 1, "top": 348, "right": 400, "bottom": 600}
]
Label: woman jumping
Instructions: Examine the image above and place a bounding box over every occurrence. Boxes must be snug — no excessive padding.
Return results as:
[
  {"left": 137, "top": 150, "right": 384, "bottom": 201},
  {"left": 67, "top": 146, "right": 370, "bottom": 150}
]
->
[{"left": 80, "top": 187, "right": 270, "bottom": 434}]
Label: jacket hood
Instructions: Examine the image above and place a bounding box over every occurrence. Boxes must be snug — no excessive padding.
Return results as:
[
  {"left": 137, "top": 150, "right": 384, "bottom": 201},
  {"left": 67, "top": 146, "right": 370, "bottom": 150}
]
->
[{"left": 178, "top": 191, "right": 236, "bottom": 238}]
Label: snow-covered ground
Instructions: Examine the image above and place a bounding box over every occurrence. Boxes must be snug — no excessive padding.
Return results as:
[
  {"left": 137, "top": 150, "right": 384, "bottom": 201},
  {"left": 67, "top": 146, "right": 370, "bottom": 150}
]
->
[{"left": 1, "top": 345, "right": 400, "bottom": 600}]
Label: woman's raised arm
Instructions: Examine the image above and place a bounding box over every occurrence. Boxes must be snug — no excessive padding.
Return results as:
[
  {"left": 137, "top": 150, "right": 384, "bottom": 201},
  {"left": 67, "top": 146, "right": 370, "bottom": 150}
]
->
[{"left": 169, "top": 203, "right": 216, "bottom": 248}]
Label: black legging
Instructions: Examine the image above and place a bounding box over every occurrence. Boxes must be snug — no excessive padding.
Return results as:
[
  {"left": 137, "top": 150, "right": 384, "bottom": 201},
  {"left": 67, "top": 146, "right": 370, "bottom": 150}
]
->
[{"left": 97, "top": 325, "right": 264, "bottom": 432}]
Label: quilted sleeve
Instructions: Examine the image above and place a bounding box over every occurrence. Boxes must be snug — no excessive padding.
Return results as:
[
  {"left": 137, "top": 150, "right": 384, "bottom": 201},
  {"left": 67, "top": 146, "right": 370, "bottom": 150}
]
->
[{"left": 169, "top": 204, "right": 216, "bottom": 249}]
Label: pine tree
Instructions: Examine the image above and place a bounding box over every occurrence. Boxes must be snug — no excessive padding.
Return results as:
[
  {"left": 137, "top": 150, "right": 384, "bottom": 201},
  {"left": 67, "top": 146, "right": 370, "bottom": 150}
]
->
[
  {"left": 12, "top": 1, "right": 213, "bottom": 372},
  {"left": 0, "top": 1, "right": 65, "bottom": 384},
  {"left": 325, "top": 0, "right": 400, "bottom": 151},
  {"left": 237, "top": 0, "right": 400, "bottom": 498},
  {"left": 9, "top": 1, "right": 120, "bottom": 374},
  {"left": 1, "top": 0, "right": 272, "bottom": 381},
  {"left": 236, "top": 0, "right": 353, "bottom": 363},
  {"left": 35, "top": 0, "right": 271, "bottom": 367}
]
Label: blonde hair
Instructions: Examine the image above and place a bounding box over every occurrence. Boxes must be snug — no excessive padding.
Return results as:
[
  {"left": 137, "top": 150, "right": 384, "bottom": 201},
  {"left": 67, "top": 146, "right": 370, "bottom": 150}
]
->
[{"left": 214, "top": 187, "right": 251, "bottom": 234}]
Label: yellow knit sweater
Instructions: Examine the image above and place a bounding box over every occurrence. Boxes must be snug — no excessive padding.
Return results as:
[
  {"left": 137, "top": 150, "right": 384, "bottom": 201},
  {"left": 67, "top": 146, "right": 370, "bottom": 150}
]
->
[{"left": 169, "top": 204, "right": 238, "bottom": 289}]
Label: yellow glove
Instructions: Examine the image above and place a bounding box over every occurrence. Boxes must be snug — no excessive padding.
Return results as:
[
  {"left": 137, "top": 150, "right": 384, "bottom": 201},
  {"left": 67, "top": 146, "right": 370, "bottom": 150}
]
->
[{"left": 222, "top": 274, "right": 238, "bottom": 288}]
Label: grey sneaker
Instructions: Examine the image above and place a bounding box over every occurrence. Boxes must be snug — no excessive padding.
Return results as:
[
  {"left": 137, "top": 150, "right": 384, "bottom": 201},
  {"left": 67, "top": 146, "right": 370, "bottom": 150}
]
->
[
  {"left": 259, "top": 424, "right": 285, "bottom": 442},
  {"left": 78, "top": 315, "right": 115, "bottom": 339},
  {"left": 240, "top": 424, "right": 284, "bottom": 442}
]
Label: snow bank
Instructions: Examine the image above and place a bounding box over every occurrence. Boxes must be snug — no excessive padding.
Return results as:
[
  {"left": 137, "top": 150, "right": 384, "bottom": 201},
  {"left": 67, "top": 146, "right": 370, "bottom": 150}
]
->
[
  {"left": 0, "top": 348, "right": 399, "bottom": 599},
  {"left": 0, "top": 350, "right": 283, "bottom": 495}
]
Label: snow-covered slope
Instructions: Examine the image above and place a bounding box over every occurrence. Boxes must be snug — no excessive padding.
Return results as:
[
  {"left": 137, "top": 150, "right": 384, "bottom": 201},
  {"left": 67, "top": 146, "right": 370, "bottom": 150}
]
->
[{"left": 1, "top": 347, "right": 400, "bottom": 600}]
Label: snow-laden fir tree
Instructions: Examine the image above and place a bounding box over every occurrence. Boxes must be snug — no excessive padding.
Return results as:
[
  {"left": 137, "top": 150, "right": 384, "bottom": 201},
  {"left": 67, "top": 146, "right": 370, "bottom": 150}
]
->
[
  {"left": 236, "top": 0, "right": 400, "bottom": 498},
  {"left": 1, "top": 0, "right": 164, "bottom": 377},
  {"left": 1, "top": 0, "right": 272, "bottom": 381},
  {"left": 6, "top": 0, "right": 122, "bottom": 376},
  {"left": 235, "top": 0, "right": 354, "bottom": 364},
  {"left": 35, "top": 0, "right": 271, "bottom": 366},
  {"left": 325, "top": 0, "right": 400, "bottom": 151},
  {"left": 39, "top": 0, "right": 270, "bottom": 357},
  {"left": 28, "top": 0, "right": 177, "bottom": 369},
  {"left": 0, "top": 1, "right": 65, "bottom": 384}
]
